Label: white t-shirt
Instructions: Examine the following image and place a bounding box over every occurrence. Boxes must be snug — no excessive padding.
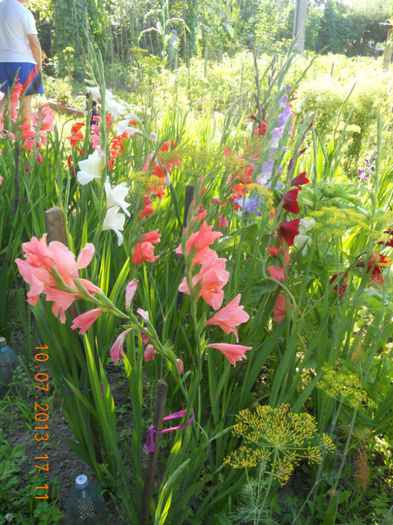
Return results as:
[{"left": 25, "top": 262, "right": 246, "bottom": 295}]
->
[{"left": 0, "top": 0, "right": 38, "bottom": 63}]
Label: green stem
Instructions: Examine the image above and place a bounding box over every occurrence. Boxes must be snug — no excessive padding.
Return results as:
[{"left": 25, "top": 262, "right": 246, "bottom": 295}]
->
[{"left": 330, "top": 407, "right": 357, "bottom": 497}]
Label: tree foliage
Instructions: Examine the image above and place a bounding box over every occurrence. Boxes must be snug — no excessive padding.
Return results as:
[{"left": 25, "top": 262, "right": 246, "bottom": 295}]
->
[{"left": 27, "top": 0, "right": 393, "bottom": 82}]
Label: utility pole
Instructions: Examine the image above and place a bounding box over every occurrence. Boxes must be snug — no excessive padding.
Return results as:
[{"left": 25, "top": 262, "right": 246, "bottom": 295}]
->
[{"left": 293, "top": 0, "right": 308, "bottom": 53}]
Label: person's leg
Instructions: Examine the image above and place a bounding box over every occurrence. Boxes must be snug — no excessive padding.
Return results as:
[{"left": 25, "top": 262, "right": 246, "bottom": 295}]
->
[{"left": 21, "top": 95, "right": 32, "bottom": 126}]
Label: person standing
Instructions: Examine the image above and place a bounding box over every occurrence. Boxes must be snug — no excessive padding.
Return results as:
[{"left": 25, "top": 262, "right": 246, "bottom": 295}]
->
[{"left": 0, "top": 0, "right": 43, "bottom": 125}]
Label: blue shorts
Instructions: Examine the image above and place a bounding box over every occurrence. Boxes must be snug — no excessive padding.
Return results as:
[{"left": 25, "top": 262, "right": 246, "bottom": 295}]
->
[{"left": 0, "top": 62, "right": 44, "bottom": 95}]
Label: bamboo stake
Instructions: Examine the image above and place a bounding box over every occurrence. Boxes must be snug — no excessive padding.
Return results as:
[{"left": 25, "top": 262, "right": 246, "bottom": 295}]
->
[{"left": 141, "top": 378, "right": 168, "bottom": 525}]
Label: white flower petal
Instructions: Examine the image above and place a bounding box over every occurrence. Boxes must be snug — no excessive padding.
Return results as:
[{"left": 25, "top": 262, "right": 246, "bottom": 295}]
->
[
  {"left": 102, "top": 207, "right": 125, "bottom": 246},
  {"left": 78, "top": 150, "right": 105, "bottom": 178},
  {"left": 104, "top": 177, "right": 130, "bottom": 217},
  {"left": 77, "top": 170, "right": 101, "bottom": 185}
]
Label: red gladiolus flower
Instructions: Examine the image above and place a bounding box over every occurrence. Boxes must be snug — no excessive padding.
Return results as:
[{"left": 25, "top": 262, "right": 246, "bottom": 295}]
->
[
  {"left": 358, "top": 253, "right": 391, "bottom": 285},
  {"left": 67, "top": 122, "right": 85, "bottom": 146},
  {"left": 139, "top": 195, "right": 154, "bottom": 218},
  {"left": 253, "top": 121, "right": 267, "bottom": 136},
  {"left": 109, "top": 131, "right": 128, "bottom": 170},
  {"left": 330, "top": 273, "right": 347, "bottom": 297},
  {"left": 268, "top": 265, "right": 286, "bottom": 282},
  {"left": 273, "top": 294, "right": 287, "bottom": 323},
  {"left": 291, "top": 171, "right": 309, "bottom": 187},
  {"left": 277, "top": 219, "right": 300, "bottom": 246},
  {"left": 282, "top": 188, "right": 299, "bottom": 214},
  {"left": 132, "top": 229, "right": 161, "bottom": 265},
  {"left": 146, "top": 180, "right": 166, "bottom": 200},
  {"left": 142, "top": 141, "right": 181, "bottom": 179}
]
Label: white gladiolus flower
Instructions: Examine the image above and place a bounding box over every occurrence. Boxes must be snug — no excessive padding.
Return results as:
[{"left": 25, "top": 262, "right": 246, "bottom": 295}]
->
[
  {"left": 103, "top": 206, "right": 125, "bottom": 246},
  {"left": 106, "top": 98, "right": 127, "bottom": 119},
  {"left": 104, "top": 177, "right": 130, "bottom": 217},
  {"left": 77, "top": 150, "right": 105, "bottom": 185},
  {"left": 86, "top": 87, "right": 114, "bottom": 102},
  {"left": 298, "top": 218, "right": 316, "bottom": 234},
  {"left": 116, "top": 119, "right": 140, "bottom": 137},
  {"left": 294, "top": 218, "right": 316, "bottom": 255}
]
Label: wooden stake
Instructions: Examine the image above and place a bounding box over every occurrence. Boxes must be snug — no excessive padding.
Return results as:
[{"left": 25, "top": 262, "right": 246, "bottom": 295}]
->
[
  {"left": 183, "top": 184, "right": 195, "bottom": 227},
  {"left": 141, "top": 378, "right": 168, "bottom": 525}
]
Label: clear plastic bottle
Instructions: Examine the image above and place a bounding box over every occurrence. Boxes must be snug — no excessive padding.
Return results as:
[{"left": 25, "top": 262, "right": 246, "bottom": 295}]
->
[
  {"left": 0, "top": 337, "right": 18, "bottom": 397},
  {"left": 66, "top": 474, "right": 106, "bottom": 524}
]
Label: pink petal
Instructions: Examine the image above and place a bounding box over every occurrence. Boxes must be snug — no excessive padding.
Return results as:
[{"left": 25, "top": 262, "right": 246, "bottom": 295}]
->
[
  {"left": 144, "top": 343, "right": 156, "bottom": 362},
  {"left": 71, "top": 308, "right": 103, "bottom": 334},
  {"left": 76, "top": 243, "right": 95, "bottom": 269},
  {"left": 125, "top": 279, "right": 138, "bottom": 309},
  {"left": 206, "top": 342, "right": 252, "bottom": 366},
  {"left": 137, "top": 308, "right": 149, "bottom": 322},
  {"left": 110, "top": 328, "right": 132, "bottom": 364}
]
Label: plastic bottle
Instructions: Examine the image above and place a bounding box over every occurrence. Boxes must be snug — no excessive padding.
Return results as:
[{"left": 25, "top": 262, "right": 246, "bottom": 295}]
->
[
  {"left": 0, "top": 337, "right": 18, "bottom": 397},
  {"left": 66, "top": 474, "right": 106, "bottom": 524}
]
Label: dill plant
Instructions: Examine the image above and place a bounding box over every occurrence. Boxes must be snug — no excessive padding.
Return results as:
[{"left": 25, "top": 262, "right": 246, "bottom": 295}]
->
[{"left": 224, "top": 404, "right": 334, "bottom": 523}]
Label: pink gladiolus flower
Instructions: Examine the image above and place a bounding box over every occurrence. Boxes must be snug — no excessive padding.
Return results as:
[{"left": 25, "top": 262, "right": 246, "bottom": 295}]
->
[
  {"left": 176, "top": 221, "right": 222, "bottom": 265},
  {"left": 110, "top": 328, "right": 132, "bottom": 364},
  {"left": 268, "top": 265, "right": 286, "bottom": 282},
  {"left": 0, "top": 176, "right": 3, "bottom": 185},
  {"left": 141, "top": 333, "right": 149, "bottom": 344},
  {"left": 176, "top": 358, "right": 184, "bottom": 374},
  {"left": 132, "top": 229, "right": 161, "bottom": 265},
  {"left": 178, "top": 252, "right": 229, "bottom": 310},
  {"left": 15, "top": 234, "right": 100, "bottom": 323},
  {"left": 36, "top": 152, "right": 43, "bottom": 164},
  {"left": 273, "top": 294, "right": 287, "bottom": 323},
  {"left": 206, "top": 294, "right": 250, "bottom": 342},
  {"left": 71, "top": 308, "right": 103, "bottom": 334},
  {"left": 125, "top": 279, "right": 138, "bottom": 308},
  {"left": 144, "top": 343, "right": 156, "bottom": 362},
  {"left": 218, "top": 213, "right": 228, "bottom": 230},
  {"left": 206, "top": 342, "right": 252, "bottom": 366},
  {"left": 137, "top": 308, "right": 149, "bottom": 322}
]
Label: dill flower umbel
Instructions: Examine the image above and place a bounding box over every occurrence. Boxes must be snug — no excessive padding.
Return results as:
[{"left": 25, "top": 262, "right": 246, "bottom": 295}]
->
[
  {"left": 224, "top": 404, "right": 334, "bottom": 486},
  {"left": 317, "top": 363, "right": 376, "bottom": 410}
]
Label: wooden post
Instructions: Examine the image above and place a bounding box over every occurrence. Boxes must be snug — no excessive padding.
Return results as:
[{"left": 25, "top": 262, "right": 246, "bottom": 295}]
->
[
  {"left": 141, "top": 378, "right": 168, "bottom": 525},
  {"left": 183, "top": 184, "right": 195, "bottom": 227},
  {"left": 293, "top": 0, "right": 308, "bottom": 54},
  {"left": 380, "top": 22, "right": 393, "bottom": 72}
]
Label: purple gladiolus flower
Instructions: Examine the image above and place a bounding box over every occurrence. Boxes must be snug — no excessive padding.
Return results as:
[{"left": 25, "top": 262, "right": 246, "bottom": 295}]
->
[
  {"left": 280, "top": 95, "right": 288, "bottom": 107},
  {"left": 270, "top": 127, "right": 284, "bottom": 151},
  {"left": 278, "top": 106, "right": 292, "bottom": 127},
  {"left": 235, "top": 196, "right": 263, "bottom": 216},
  {"left": 256, "top": 159, "right": 274, "bottom": 186}
]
